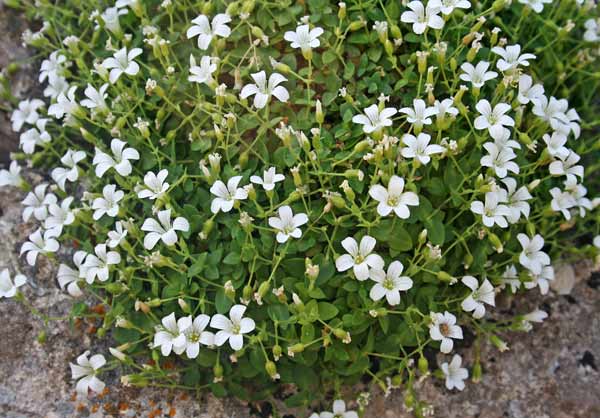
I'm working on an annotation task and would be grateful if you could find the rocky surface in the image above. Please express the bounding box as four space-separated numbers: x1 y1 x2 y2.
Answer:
0 4 599 418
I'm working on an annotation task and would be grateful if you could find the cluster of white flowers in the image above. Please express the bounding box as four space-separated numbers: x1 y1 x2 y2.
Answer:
3 0 599 405
154 304 255 355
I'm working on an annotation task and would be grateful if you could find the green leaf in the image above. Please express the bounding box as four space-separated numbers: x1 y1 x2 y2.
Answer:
215 288 233 314
317 302 339 320
223 252 241 265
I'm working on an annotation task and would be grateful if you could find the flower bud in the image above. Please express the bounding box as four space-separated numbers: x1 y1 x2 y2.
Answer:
472 361 482 383
265 361 279 380
488 233 504 253
315 99 324 124
418 355 429 374
437 271 454 283
490 334 509 352
178 298 191 313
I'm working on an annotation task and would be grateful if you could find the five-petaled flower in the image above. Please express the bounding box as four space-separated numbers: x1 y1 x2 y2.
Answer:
92 184 124 220
187 14 231 50
284 24 324 59
460 276 495 319
82 243 121 283
93 138 140 178
401 1 444 35
70 351 106 395
102 47 143 84
517 233 550 275
401 133 445 165
210 176 248 213
441 354 469 391
250 167 285 191
429 311 463 353
141 209 190 250
20 228 60 266
154 312 189 356
0 269 27 298
369 261 413 306
240 71 289 109
335 235 384 281
268 205 308 243
352 104 397 134
210 304 256 351
369 175 419 219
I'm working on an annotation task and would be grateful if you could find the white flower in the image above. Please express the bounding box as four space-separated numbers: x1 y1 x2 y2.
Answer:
368 175 419 219
564 178 592 218
517 0 552 13
188 55 217 85
99 6 127 35
517 233 550 275
399 99 437 130
352 104 397 134
429 0 471 15
70 351 106 395
107 221 128 248
102 47 143 84
459 61 497 88
153 313 189 356
491 44 536 72
19 118 51 154
22 183 57 221
595 236 600 249
11 99 44 132
441 354 468 391
500 265 521 293
556 108 581 139
51 149 86 190
543 132 569 160
502 178 531 223
48 86 81 120
82 243 121 284
142 209 190 250
549 187 576 220
20 228 60 266
470 191 511 228
92 184 124 220
316 400 358 418
240 71 289 109
0 161 24 188
81 83 109 112
433 98 459 120
480 142 519 178
474 100 514 138
283 24 324 53
93 138 140 177
187 14 231 50
369 261 413 306
335 235 384 281
460 276 495 319
584 19 600 42
210 304 256 351
39 51 66 82
548 151 584 183
43 74 69 99
491 129 521 149
44 197 75 235
429 311 463 353
517 74 544 105
0 269 27 298
525 265 554 294
57 251 87 297
268 205 308 243
521 309 548 331
532 95 568 129
401 132 445 165
210 176 248 213
182 314 215 358
137 169 169 200
400 1 444 35
250 167 285 191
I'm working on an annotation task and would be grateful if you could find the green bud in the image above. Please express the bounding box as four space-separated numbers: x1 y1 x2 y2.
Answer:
437 271 454 282
273 344 282 359
390 25 401 39
418 355 429 374
243 284 253 301
37 330 47 344
257 281 270 299
489 334 509 351
488 233 504 253
202 218 214 237
526 222 535 237
289 343 305 354
265 361 278 379
348 20 365 31
315 99 324 124
213 362 223 377
472 362 482 382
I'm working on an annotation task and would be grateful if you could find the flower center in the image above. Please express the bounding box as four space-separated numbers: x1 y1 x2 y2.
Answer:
383 277 395 290
231 322 241 335
354 254 365 264
440 323 450 337
387 195 399 207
